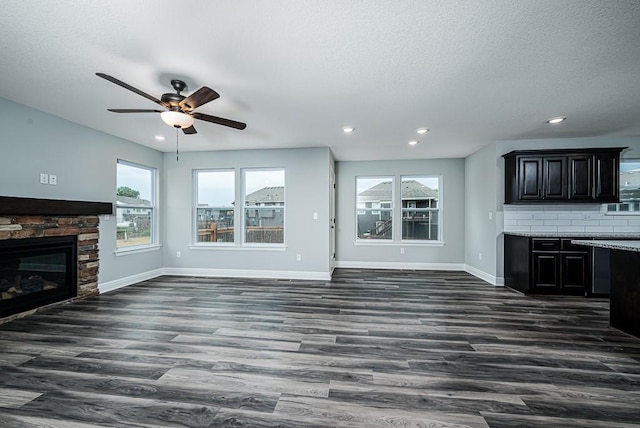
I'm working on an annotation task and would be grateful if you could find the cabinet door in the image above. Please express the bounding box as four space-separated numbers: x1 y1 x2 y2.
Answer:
518 157 543 200
533 252 560 290
594 153 619 201
543 157 567 200
561 252 590 293
568 155 593 200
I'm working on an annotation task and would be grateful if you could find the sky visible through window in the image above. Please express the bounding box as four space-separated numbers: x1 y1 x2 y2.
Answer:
117 162 152 200
196 169 285 207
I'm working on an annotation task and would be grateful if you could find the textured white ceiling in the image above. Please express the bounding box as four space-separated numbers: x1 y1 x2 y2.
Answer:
1 1 639 161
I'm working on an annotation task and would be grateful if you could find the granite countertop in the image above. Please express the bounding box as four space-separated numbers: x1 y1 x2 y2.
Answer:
504 232 640 238
571 240 640 252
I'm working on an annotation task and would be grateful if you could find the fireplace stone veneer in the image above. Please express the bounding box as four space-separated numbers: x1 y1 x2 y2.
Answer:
0 197 112 322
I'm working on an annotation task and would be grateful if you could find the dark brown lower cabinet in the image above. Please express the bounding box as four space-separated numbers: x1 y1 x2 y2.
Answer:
505 234 591 295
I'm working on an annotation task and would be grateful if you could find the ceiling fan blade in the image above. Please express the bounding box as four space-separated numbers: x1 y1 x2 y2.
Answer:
192 112 247 130
107 109 164 113
182 125 197 134
96 73 169 108
179 87 220 111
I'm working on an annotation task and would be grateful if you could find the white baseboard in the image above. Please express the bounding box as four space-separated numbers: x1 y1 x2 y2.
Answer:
162 267 332 281
98 268 164 294
335 261 466 271
464 264 504 286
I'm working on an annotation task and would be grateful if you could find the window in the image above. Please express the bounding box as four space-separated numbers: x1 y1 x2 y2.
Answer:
356 177 393 240
195 170 235 243
607 159 640 214
243 169 285 244
401 176 440 240
116 160 156 249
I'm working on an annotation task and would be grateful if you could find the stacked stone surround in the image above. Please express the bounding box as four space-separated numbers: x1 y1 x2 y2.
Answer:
0 215 100 298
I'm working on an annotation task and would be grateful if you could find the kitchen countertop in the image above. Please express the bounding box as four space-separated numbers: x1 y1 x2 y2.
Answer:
571 240 640 252
504 232 640 238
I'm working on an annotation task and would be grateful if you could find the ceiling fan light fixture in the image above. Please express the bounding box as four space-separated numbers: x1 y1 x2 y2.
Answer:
160 111 194 128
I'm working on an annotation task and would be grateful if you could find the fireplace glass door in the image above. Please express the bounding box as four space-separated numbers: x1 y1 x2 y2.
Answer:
0 236 77 318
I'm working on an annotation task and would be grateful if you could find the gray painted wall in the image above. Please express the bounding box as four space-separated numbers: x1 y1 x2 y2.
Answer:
0 98 164 284
162 147 332 276
464 143 499 279
335 158 465 266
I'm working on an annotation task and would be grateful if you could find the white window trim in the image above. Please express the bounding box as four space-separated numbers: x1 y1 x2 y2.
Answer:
355 176 394 242
400 175 442 242
193 169 236 245
242 167 286 246
115 159 158 253
605 158 640 216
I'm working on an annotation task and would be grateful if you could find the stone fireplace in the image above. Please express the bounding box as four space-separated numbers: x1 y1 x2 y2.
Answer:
0 196 112 322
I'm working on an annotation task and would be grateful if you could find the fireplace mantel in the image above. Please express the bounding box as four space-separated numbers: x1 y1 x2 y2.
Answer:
0 196 112 216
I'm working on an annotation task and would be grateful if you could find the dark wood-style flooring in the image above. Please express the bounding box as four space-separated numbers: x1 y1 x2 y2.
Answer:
1 269 640 427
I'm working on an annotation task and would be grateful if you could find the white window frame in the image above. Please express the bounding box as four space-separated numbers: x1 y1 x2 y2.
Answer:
115 159 158 253
606 158 640 216
242 168 286 246
400 175 442 242
355 176 394 241
193 169 236 245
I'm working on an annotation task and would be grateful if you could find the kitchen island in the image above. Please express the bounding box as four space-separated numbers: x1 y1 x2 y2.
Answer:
572 240 640 338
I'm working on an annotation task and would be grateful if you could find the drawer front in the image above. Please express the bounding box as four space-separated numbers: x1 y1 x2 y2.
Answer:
532 238 560 251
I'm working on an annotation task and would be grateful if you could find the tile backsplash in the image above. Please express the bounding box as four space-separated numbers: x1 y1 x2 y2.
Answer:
503 205 640 234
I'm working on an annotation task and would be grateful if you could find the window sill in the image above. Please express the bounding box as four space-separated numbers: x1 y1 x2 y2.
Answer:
189 244 287 251
115 244 162 256
354 240 445 247
604 211 640 216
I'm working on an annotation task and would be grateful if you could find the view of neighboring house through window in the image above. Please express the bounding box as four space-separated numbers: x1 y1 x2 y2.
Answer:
244 169 285 244
356 177 394 240
401 176 440 240
195 170 235 243
116 160 156 249
607 159 640 214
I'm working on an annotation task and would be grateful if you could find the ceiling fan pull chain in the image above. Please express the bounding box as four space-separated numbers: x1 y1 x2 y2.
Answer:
176 127 179 161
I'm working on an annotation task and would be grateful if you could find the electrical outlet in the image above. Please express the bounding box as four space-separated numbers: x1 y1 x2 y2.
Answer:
478 252 483 260
49 174 57 185
39 173 48 184
488 211 492 220
296 254 301 261
313 212 318 220
176 251 181 258
400 247 405 254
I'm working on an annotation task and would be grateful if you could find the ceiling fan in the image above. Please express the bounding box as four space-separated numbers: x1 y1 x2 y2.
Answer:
96 72 247 134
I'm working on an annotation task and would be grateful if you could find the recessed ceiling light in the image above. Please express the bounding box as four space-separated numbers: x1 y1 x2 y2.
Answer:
416 128 429 134
408 140 419 146
546 116 567 124
342 126 355 134
154 135 166 141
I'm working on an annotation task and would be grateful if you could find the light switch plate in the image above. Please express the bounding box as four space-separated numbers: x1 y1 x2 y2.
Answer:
49 174 57 185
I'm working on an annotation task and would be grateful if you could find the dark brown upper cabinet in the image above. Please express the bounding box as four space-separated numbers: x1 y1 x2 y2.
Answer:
503 147 625 204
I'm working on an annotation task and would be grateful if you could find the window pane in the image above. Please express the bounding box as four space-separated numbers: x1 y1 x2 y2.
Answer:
402 210 438 240
244 170 285 244
401 176 439 208
356 177 393 240
357 210 392 239
117 162 152 201
116 161 155 249
196 170 235 243
620 160 640 203
116 207 152 247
